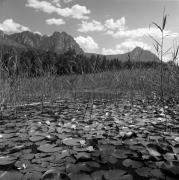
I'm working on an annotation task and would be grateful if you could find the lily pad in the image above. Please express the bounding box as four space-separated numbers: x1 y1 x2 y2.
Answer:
62 138 81 146
0 156 16 165
75 152 91 161
136 167 153 178
122 159 143 168
104 169 127 180
91 170 108 180
23 171 42 180
146 144 163 157
42 169 59 180
37 144 62 153
69 173 92 180
29 136 45 142
0 171 23 180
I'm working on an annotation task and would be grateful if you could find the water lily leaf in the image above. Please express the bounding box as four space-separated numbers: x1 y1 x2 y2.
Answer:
175 137 179 143
69 173 92 180
75 152 91 161
66 163 91 174
174 144 179 154
21 153 34 160
150 169 165 179
146 144 162 157
0 156 16 165
91 170 107 180
37 144 62 153
122 159 143 168
136 167 153 178
104 169 127 180
162 165 179 177
0 171 23 180
23 171 42 180
119 174 133 180
86 161 100 168
29 136 45 142
62 138 81 146
107 156 118 164
42 169 59 180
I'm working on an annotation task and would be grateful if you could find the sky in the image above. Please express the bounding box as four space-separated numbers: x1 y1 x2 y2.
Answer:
0 0 179 60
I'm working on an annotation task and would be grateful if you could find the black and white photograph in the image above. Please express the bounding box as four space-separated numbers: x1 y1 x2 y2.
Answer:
0 0 179 179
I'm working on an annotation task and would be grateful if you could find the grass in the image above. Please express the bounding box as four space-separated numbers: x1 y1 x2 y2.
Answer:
0 67 178 111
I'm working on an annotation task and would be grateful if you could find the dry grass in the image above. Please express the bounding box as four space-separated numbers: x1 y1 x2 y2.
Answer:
0 67 178 110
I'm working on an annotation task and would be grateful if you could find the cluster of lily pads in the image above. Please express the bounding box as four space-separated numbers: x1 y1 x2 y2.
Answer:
0 97 179 180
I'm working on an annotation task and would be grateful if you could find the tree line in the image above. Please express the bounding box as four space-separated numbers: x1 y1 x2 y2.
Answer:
0 47 162 78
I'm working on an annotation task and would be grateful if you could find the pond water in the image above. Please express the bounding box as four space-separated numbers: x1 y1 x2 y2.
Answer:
0 97 179 180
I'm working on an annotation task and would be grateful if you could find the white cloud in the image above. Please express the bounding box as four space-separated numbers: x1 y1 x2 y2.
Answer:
102 48 124 55
27 0 56 13
78 16 178 40
116 39 151 51
46 18 65 25
26 0 90 19
102 39 151 55
78 20 104 32
75 36 99 53
77 17 126 33
0 19 30 34
69 4 90 19
63 0 73 3
112 27 179 39
51 0 61 7
104 17 126 31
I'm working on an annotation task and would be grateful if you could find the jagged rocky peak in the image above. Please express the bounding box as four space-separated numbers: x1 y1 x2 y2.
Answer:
0 30 84 54
49 31 84 54
9 31 42 48
132 46 144 52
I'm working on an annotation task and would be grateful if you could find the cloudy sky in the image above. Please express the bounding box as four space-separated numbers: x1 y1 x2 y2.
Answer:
0 0 179 58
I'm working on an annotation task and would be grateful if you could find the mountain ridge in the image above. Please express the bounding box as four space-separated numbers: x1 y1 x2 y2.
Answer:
86 47 159 62
0 30 159 62
0 30 84 54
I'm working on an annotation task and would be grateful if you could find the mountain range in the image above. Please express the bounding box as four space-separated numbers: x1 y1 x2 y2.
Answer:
0 30 159 62
0 30 83 54
86 47 159 62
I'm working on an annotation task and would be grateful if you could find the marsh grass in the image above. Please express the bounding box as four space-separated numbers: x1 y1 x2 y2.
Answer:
0 67 178 113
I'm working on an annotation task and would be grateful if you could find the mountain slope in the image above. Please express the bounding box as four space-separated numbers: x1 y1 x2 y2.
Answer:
105 47 159 62
0 30 159 62
86 47 159 62
0 30 84 54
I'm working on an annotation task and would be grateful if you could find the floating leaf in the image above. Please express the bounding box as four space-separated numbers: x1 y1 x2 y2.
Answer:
146 144 163 157
23 171 42 180
122 159 143 168
75 152 91 161
29 136 45 142
69 173 92 180
37 144 62 153
91 170 107 180
162 165 179 177
0 171 23 180
104 169 127 180
150 169 165 179
136 167 153 178
0 156 16 165
62 138 81 146
42 169 59 180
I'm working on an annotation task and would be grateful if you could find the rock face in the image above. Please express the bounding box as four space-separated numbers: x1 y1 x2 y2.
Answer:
104 47 160 62
0 30 84 54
